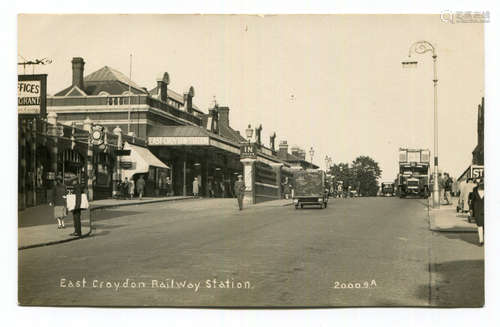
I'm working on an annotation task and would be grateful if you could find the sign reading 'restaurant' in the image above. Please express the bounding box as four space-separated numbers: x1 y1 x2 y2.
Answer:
18 74 47 116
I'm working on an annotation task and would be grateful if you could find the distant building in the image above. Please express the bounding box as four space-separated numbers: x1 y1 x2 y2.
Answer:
472 97 484 165
277 141 319 170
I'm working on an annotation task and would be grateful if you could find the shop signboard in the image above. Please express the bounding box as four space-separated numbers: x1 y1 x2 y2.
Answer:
471 165 484 179
240 143 257 159
18 74 47 117
120 161 133 169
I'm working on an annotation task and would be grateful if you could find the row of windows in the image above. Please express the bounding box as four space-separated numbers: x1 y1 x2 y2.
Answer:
103 95 183 110
107 97 130 106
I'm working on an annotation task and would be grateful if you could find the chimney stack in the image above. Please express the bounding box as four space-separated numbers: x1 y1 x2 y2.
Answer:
291 146 306 160
278 140 289 158
183 86 195 113
71 57 85 90
217 106 230 127
157 72 169 103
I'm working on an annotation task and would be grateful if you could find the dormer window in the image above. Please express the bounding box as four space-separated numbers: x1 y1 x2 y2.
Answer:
98 91 110 96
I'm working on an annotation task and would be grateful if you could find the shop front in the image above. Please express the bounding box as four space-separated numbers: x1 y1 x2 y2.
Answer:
121 142 170 197
147 126 243 197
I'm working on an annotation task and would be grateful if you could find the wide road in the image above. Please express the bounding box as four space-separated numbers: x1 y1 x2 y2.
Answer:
18 196 472 307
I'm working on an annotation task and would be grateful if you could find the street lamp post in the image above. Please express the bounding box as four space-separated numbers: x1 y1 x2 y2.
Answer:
403 40 440 209
324 155 332 172
245 124 253 144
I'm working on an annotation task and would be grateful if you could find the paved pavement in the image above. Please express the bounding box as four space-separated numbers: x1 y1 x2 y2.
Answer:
429 197 477 232
18 196 192 249
18 196 484 307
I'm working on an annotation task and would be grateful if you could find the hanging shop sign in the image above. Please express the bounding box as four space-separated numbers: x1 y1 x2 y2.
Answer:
18 74 47 116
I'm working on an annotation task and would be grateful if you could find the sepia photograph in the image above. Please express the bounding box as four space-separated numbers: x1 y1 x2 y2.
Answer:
16 12 486 309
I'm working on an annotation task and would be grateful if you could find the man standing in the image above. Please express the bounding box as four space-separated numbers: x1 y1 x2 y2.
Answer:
445 173 453 205
136 175 146 200
70 179 86 237
234 174 245 210
122 177 129 199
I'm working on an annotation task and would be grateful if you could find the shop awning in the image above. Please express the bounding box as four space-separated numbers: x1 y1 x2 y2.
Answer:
121 142 169 180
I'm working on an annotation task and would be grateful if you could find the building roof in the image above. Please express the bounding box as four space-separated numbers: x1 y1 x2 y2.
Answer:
278 151 319 169
218 124 246 144
55 66 148 96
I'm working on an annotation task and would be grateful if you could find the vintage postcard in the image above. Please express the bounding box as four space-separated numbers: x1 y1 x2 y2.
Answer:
17 14 485 307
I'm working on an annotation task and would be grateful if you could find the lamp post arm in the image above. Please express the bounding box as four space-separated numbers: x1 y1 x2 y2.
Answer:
408 40 436 58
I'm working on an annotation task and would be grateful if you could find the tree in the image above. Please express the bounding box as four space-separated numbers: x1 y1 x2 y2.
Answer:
351 156 382 196
328 156 382 196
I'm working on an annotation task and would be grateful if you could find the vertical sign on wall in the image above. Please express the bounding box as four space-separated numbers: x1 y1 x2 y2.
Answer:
18 74 47 117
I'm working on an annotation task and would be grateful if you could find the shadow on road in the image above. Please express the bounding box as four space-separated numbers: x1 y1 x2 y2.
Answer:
416 259 484 307
91 223 128 230
89 230 111 237
92 209 144 221
442 233 481 247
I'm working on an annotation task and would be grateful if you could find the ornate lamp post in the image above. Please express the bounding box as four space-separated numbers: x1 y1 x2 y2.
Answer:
402 40 440 209
324 155 332 172
309 147 315 166
245 124 253 144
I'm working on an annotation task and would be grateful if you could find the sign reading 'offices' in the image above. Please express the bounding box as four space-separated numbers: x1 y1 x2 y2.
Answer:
18 74 47 116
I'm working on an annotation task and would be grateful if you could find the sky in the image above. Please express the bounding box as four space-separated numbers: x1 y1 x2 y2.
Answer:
18 14 484 181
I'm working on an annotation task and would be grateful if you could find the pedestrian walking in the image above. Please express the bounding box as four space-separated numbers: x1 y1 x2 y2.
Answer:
136 175 146 200
69 180 87 237
207 180 213 198
166 177 172 196
443 173 452 205
193 177 199 197
49 176 67 229
438 173 445 204
469 180 484 245
129 178 135 199
451 178 459 197
122 177 130 199
458 179 467 212
220 181 225 198
283 177 290 199
461 178 476 213
234 174 245 210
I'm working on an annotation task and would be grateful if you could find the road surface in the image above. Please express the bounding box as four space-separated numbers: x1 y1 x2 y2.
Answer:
19 197 483 307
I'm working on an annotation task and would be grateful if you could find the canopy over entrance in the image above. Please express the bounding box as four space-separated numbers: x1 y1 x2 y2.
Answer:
121 142 169 180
